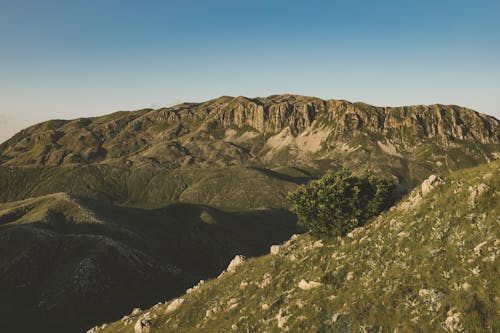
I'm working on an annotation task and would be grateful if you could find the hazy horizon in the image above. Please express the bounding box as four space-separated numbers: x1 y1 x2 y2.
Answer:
1 0 499 143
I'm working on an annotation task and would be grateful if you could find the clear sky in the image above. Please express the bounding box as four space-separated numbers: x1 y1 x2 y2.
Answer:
1 0 499 143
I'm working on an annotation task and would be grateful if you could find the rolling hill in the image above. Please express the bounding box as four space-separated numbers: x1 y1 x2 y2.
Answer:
0 194 298 332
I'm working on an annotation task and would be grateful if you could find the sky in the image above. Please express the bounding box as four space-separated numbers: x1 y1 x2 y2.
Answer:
1 0 499 143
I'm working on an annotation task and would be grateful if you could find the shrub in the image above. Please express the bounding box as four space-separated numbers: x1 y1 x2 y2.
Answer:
287 168 394 238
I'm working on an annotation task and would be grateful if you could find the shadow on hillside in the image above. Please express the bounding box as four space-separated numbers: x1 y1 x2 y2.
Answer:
0 200 301 333
249 166 312 184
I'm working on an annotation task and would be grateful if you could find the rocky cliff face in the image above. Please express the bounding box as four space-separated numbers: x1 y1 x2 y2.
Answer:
1 95 498 168
0 95 498 193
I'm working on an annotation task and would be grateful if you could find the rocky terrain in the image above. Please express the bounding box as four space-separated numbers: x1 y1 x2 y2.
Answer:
0 95 498 332
96 161 499 333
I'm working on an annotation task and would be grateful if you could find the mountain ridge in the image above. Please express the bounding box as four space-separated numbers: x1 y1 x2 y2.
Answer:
0 95 498 210
1 95 498 168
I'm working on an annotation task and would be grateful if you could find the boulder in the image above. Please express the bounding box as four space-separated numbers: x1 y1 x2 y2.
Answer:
165 298 185 313
270 245 280 255
134 319 151 333
421 175 444 195
131 308 142 316
298 279 323 290
397 175 444 211
468 183 490 205
227 255 246 273
443 308 464 332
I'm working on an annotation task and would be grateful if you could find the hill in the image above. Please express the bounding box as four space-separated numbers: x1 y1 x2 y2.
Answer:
95 161 499 332
0 194 299 332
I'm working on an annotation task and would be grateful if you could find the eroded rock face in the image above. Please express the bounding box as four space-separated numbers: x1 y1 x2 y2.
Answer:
1 95 498 168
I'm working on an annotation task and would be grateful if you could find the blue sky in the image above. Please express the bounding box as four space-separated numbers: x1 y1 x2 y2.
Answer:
1 0 499 142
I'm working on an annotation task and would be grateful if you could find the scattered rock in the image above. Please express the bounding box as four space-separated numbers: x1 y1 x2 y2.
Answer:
443 308 464 332
134 319 151 333
131 308 142 316
398 175 444 211
227 255 246 273
227 298 239 311
275 308 290 329
270 245 281 255
331 252 346 260
346 271 354 281
473 241 488 255
227 298 238 306
421 175 444 195
165 298 185 313
312 240 324 248
187 280 205 293
468 183 490 205
347 227 365 239
261 303 269 310
205 306 220 318
298 279 323 290
461 282 472 291
258 273 273 288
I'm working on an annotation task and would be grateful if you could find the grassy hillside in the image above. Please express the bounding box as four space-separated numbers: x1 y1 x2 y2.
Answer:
0 195 299 333
0 165 302 210
97 161 499 332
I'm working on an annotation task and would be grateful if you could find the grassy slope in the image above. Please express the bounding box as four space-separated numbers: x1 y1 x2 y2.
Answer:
99 161 499 333
0 165 302 210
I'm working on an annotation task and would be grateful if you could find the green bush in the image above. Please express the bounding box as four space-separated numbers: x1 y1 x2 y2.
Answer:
287 168 394 238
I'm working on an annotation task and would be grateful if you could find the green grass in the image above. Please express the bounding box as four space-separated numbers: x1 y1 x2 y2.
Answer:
99 161 499 332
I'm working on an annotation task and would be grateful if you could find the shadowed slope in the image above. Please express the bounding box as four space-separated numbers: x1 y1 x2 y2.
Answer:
0 195 299 333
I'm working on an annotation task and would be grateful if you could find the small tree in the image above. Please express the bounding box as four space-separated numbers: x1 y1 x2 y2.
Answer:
287 168 394 238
